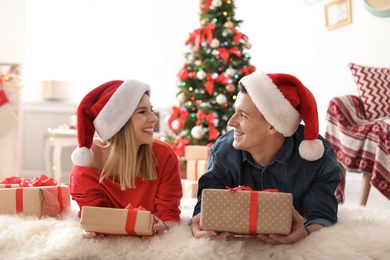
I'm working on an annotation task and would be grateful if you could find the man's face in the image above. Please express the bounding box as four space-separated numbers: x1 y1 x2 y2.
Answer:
227 92 271 154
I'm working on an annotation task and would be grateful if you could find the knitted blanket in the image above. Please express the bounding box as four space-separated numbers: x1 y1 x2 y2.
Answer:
325 95 390 202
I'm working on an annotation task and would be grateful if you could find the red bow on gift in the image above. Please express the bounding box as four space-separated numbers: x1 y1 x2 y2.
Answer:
0 175 58 187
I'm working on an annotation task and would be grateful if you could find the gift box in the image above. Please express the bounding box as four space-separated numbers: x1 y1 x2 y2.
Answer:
0 186 71 218
80 205 154 236
186 159 207 181
200 187 292 235
181 179 198 198
0 175 70 218
184 145 209 161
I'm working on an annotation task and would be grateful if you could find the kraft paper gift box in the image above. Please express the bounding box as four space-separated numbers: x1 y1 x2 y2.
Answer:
186 159 207 181
80 205 154 236
181 179 198 198
200 188 292 235
184 145 209 161
0 186 71 218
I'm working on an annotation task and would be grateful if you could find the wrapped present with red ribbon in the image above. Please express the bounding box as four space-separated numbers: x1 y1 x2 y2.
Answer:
200 186 292 235
0 175 70 218
186 160 207 181
80 203 154 236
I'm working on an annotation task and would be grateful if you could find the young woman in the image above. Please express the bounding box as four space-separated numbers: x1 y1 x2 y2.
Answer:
69 79 182 238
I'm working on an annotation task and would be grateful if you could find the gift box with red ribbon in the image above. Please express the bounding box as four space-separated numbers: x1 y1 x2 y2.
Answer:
80 204 154 236
200 186 292 235
186 160 207 181
0 175 71 218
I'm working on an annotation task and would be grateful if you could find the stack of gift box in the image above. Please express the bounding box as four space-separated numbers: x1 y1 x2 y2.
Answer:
0 175 71 218
181 145 209 198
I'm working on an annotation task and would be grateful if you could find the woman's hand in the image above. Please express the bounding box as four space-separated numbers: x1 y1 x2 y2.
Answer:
256 207 310 244
151 215 174 237
82 230 105 239
190 213 232 239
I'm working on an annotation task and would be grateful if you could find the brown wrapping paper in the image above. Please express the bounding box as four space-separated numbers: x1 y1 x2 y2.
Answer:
200 189 292 235
80 206 154 236
186 160 207 181
185 145 209 160
0 186 71 218
181 179 198 198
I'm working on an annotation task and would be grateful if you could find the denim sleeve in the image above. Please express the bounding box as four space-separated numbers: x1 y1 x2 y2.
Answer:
303 147 340 227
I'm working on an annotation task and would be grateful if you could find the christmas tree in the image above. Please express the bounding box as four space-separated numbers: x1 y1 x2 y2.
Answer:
164 0 255 157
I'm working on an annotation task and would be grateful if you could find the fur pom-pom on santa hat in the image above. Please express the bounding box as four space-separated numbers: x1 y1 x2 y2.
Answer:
239 70 324 161
71 79 150 166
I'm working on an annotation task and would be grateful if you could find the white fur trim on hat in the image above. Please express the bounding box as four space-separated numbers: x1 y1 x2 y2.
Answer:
71 147 94 166
94 79 150 141
239 71 301 136
298 139 324 161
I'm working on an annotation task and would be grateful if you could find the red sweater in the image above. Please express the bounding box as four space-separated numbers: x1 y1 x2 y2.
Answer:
69 139 182 223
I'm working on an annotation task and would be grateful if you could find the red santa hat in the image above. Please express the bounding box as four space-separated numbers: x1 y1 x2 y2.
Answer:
239 70 324 161
71 79 150 166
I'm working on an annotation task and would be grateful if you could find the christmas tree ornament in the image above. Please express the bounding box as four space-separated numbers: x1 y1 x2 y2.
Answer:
196 70 207 80
210 39 220 48
216 94 227 105
191 125 205 139
224 21 234 29
225 67 236 76
187 54 195 63
212 0 222 7
245 41 252 49
171 119 181 131
177 92 187 103
225 83 236 93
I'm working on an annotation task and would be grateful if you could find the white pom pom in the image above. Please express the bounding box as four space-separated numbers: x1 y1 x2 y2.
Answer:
298 139 324 161
71 147 94 166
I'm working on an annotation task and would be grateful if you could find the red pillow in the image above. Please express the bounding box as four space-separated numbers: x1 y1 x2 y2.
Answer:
349 63 390 120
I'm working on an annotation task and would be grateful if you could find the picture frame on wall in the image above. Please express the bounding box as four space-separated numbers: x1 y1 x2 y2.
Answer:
324 0 352 30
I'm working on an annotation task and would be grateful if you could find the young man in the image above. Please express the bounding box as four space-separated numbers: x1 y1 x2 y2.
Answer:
191 71 340 244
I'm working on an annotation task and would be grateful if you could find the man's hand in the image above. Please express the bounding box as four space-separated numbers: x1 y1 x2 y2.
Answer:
256 207 310 244
190 213 232 239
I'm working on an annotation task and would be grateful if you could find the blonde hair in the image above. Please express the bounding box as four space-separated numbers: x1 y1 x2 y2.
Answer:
98 118 157 190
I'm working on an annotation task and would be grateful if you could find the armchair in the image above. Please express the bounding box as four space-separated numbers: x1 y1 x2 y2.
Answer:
325 95 390 205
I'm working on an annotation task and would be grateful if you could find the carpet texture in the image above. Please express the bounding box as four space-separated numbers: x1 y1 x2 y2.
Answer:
0 205 389 259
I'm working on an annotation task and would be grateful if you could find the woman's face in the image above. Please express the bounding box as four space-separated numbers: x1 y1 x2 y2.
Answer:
130 94 158 147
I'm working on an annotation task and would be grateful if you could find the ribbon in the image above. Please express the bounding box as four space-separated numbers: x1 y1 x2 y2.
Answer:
200 0 212 10
232 29 247 43
186 23 215 52
172 137 190 157
168 106 189 132
177 65 197 80
0 175 58 187
124 203 148 236
196 109 220 141
217 47 242 62
204 73 229 95
239 65 256 76
225 186 279 235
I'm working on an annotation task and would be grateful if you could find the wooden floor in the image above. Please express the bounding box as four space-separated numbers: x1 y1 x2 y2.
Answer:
343 172 389 209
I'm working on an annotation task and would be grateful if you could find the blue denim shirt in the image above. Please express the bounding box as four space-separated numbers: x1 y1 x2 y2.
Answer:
192 125 340 227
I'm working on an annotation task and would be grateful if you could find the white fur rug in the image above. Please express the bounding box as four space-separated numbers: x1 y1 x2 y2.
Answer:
1 202 390 260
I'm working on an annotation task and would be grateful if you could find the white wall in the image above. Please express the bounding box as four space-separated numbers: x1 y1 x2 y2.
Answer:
1 0 390 136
